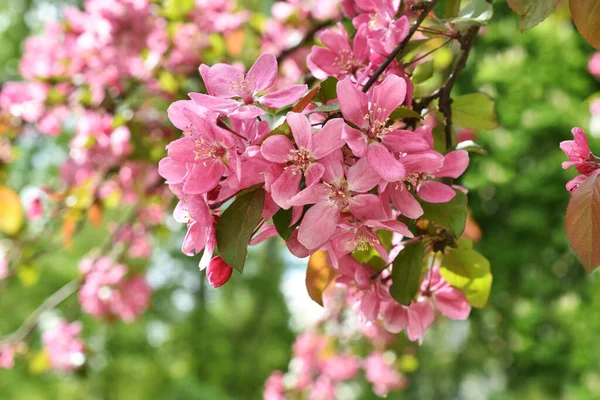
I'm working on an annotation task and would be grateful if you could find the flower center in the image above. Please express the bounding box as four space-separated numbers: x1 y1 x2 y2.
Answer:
193 138 227 165
287 148 312 174
227 76 256 104
333 49 356 75
324 180 351 209
364 103 391 139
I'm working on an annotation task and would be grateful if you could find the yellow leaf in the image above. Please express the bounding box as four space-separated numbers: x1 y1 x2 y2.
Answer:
17 265 39 287
0 187 23 235
29 349 50 374
570 0 600 49
306 251 338 306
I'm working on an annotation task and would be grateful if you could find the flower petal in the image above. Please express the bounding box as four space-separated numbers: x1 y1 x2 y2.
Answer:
418 181 456 203
287 112 313 149
435 150 469 179
305 162 325 187
260 84 308 108
371 75 406 121
189 93 239 114
298 202 340 250
342 124 367 157
289 183 329 206
311 118 345 159
261 135 295 163
271 168 302 209
347 157 381 193
182 162 225 194
337 78 368 128
389 184 423 219
247 53 277 93
367 142 406 182
203 63 245 98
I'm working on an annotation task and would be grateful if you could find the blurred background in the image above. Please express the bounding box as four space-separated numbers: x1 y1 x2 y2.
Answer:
0 0 599 399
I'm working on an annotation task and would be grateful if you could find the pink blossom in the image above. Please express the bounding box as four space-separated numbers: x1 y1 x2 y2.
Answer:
364 352 407 397
261 112 345 209
26 198 44 221
264 371 286 400
307 24 369 80
0 82 48 122
323 354 361 381
191 54 307 118
589 52 600 78
173 195 217 270
561 127 599 175
0 345 15 369
310 375 336 400
78 257 151 322
42 320 85 372
352 0 410 56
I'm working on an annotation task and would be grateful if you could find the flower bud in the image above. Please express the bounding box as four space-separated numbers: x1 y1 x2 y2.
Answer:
206 256 233 288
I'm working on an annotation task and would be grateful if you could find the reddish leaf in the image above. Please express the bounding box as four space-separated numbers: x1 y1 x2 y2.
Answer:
565 174 600 272
306 250 337 306
570 0 600 49
292 87 319 113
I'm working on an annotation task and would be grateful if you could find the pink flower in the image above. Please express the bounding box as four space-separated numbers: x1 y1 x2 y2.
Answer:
264 371 286 400
561 127 599 175
261 112 345 209
173 195 217 270
364 352 407 397
307 24 369 80
289 154 387 250
310 375 336 400
337 76 418 182
190 54 308 119
78 257 151 322
0 345 15 369
323 354 361 381
42 320 85 372
589 52 600 78
26 198 44 221
352 0 410 56
206 256 233 288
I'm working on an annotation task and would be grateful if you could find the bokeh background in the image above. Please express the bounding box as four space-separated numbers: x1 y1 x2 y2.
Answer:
1 0 599 399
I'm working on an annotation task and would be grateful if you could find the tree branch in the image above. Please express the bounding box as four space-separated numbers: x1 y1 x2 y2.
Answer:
362 0 439 93
0 278 81 347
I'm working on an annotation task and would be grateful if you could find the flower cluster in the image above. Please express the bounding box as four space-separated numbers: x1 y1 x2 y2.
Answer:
264 285 414 399
78 257 151 322
41 320 86 373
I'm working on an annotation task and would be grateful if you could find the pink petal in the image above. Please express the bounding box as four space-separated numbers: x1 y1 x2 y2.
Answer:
167 137 197 163
167 100 207 131
347 157 381 192
298 202 340 250
182 162 225 194
247 53 277 93
229 104 266 119
383 304 409 333
289 183 329 206
158 157 187 184
320 150 345 182
320 28 350 53
189 93 238 114
389 184 423 219
305 162 325 187
349 194 386 220
287 112 312 150
367 142 406 182
182 221 208 256
342 124 367 157
360 290 381 323
367 220 413 238
418 181 456 203
371 75 406 121
337 78 368 128
261 135 295 163
307 47 341 77
434 288 471 320
286 229 311 258
401 151 444 173
311 118 345 159
435 150 469 179
271 167 302 209
406 301 435 344
260 85 308 108
203 63 245 98
382 131 431 153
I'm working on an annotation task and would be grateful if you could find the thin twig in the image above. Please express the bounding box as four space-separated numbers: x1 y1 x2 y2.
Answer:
0 278 82 347
361 0 439 93
403 38 452 68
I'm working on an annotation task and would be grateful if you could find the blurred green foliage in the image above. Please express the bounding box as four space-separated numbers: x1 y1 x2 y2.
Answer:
2 0 600 399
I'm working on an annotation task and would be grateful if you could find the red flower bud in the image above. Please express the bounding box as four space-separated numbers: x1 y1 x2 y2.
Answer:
206 256 233 288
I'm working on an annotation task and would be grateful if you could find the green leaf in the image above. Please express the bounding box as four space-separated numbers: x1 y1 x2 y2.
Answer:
508 0 559 31
308 103 341 114
273 208 294 241
319 77 338 104
412 60 434 84
452 93 498 131
398 39 431 59
162 0 195 20
390 241 427 305
420 190 468 236
447 0 494 27
440 238 492 308
216 188 265 272
443 0 462 18
565 174 600 272
389 107 422 121
262 121 292 143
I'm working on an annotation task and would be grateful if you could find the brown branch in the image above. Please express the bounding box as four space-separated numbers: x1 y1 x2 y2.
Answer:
0 278 82 348
276 20 334 65
361 0 439 93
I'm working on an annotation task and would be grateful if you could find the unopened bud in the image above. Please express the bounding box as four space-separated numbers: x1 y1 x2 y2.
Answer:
206 256 233 288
